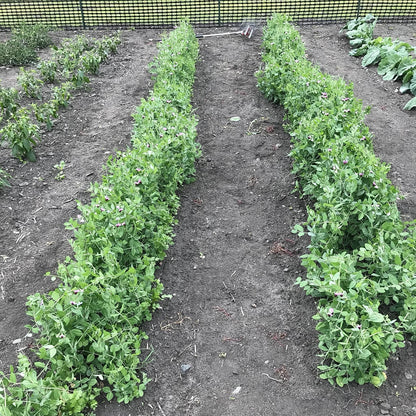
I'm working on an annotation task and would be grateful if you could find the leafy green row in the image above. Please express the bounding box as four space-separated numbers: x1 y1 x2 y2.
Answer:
0 32 121 162
0 23 52 66
0 21 199 415
342 14 416 110
256 13 416 388
0 23 53 183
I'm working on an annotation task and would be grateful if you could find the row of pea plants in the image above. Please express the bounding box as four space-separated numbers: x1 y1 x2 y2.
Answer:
342 14 416 110
256 13 416 388
0 32 121 163
0 21 200 416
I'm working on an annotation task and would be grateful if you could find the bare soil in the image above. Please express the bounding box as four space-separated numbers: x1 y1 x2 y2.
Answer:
0 22 415 416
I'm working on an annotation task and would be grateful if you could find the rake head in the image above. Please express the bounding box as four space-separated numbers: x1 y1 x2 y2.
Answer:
149 23 255 42
240 24 254 38
194 24 255 39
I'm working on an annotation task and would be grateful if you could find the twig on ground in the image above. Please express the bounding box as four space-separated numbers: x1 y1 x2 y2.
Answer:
269 241 294 256
178 343 193 357
262 373 284 383
214 306 232 317
160 312 190 331
223 337 243 343
157 402 167 416
16 232 29 244
222 281 236 302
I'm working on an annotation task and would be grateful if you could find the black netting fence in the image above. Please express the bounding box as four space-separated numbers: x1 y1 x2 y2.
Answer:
0 0 415 30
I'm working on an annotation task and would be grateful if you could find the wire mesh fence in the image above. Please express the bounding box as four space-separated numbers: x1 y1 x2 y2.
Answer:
0 0 415 30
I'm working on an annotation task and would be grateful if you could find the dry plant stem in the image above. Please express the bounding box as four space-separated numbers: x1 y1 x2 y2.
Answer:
262 373 284 383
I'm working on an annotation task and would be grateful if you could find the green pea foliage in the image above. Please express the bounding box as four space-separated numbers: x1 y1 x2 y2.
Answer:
257 13 416 388
0 21 200 415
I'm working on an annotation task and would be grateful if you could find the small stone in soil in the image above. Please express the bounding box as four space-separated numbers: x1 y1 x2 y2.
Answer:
180 364 192 375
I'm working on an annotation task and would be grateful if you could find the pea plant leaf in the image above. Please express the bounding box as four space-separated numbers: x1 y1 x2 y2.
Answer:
363 305 385 323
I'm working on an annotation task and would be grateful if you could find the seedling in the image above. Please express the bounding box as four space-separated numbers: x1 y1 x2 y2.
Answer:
53 160 66 181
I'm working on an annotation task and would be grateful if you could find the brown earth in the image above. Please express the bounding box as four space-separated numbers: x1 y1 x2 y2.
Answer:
0 22 415 416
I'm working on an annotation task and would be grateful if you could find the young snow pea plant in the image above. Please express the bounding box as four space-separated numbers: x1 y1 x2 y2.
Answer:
0 21 199 415
0 22 52 66
17 68 44 100
0 107 40 161
0 85 20 119
257 13 416 387
0 32 120 163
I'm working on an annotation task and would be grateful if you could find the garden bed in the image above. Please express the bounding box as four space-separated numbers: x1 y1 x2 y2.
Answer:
0 22 415 415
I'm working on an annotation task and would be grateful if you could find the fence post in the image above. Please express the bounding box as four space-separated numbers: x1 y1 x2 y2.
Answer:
218 0 221 25
355 0 362 19
79 0 86 29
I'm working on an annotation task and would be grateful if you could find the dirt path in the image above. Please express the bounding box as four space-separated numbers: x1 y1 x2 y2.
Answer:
0 24 416 416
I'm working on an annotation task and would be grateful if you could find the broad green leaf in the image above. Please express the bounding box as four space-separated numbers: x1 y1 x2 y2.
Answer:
350 38 364 47
400 82 410 94
383 69 397 81
362 46 380 67
396 58 416 78
377 53 401 76
349 49 360 57
410 73 416 95
403 96 416 111
403 69 414 84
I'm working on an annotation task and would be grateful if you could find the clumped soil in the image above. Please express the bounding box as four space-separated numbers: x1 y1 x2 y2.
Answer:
0 23 416 416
